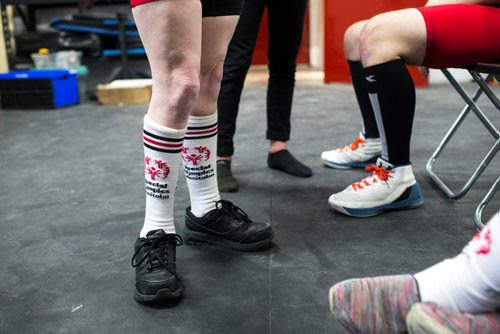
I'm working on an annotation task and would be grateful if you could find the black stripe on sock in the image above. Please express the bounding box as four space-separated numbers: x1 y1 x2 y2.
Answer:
144 143 182 153
143 129 184 142
186 122 218 131
184 132 218 140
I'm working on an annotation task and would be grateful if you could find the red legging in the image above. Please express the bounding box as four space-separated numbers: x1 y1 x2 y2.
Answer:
418 4 500 68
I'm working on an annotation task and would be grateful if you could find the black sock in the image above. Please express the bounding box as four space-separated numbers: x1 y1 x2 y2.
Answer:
348 61 379 138
364 59 415 166
268 150 312 177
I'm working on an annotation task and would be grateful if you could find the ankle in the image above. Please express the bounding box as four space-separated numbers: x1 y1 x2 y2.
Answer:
217 156 232 162
269 140 288 154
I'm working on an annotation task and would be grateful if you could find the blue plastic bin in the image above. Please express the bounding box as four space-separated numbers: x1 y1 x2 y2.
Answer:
0 70 79 109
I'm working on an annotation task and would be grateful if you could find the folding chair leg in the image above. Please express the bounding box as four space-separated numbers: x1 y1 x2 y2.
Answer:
474 176 500 231
426 70 492 199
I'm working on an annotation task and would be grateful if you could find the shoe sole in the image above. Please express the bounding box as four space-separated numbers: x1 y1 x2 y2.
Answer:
329 183 424 218
323 159 377 170
406 304 455 334
182 228 274 252
134 286 184 303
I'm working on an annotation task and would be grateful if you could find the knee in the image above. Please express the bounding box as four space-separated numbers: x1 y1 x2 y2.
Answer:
199 57 225 103
202 57 225 84
343 20 366 61
359 15 396 67
158 52 200 111
167 68 200 115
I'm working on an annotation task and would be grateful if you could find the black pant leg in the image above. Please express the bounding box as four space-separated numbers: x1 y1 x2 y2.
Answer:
217 0 266 157
266 0 308 141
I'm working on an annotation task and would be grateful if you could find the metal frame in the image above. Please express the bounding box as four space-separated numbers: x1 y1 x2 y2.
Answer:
475 176 500 230
0 0 128 70
426 67 500 229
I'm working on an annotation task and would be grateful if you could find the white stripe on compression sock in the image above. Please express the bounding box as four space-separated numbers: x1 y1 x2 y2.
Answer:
368 93 389 162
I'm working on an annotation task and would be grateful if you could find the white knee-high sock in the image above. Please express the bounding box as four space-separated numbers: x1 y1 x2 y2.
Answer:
140 116 185 237
414 212 500 313
182 113 220 217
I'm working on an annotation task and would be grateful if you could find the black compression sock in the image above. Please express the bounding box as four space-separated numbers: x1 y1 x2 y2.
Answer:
268 150 312 178
348 60 379 138
364 59 415 166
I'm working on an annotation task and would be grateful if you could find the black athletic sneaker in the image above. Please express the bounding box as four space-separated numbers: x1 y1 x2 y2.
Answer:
183 200 274 251
131 230 184 302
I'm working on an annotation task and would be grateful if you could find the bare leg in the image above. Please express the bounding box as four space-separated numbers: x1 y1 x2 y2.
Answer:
360 9 427 67
358 8 427 165
321 19 382 168
131 0 203 303
269 140 288 153
192 16 240 116
343 20 367 62
182 15 240 214
327 8 427 216
133 0 202 128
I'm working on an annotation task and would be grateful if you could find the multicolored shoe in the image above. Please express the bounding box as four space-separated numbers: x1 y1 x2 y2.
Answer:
328 158 423 217
406 302 500 334
321 132 381 169
329 275 420 333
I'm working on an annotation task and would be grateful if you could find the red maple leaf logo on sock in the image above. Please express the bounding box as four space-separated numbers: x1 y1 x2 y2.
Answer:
144 156 152 173
473 227 493 255
146 166 161 180
144 157 170 180
155 159 170 179
182 146 211 165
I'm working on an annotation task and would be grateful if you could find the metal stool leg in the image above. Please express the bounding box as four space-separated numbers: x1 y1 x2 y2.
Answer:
474 176 500 231
426 70 496 199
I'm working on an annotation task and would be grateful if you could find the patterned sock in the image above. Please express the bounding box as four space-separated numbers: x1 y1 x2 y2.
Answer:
140 116 185 237
182 113 220 217
406 302 500 334
329 275 420 333
414 212 500 313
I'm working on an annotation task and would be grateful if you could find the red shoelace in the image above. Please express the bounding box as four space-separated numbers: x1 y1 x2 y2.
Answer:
339 137 366 152
351 164 393 191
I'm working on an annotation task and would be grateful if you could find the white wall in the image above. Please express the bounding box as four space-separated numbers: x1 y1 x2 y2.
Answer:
429 69 471 84
309 0 324 69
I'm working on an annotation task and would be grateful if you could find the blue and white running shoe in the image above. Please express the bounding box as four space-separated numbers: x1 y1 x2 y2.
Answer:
328 158 424 217
321 132 381 169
